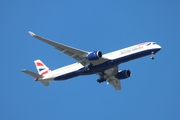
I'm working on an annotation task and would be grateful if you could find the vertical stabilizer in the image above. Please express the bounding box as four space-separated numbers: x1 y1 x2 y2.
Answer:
34 60 51 76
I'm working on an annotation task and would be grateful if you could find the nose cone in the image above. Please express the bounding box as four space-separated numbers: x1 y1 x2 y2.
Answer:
157 44 161 50
155 44 161 53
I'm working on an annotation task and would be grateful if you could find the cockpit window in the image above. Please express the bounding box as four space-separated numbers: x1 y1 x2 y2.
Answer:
147 43 151 46
153 43 157 45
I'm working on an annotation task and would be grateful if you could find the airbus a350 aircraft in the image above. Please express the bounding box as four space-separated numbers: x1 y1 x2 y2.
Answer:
22 31 161 90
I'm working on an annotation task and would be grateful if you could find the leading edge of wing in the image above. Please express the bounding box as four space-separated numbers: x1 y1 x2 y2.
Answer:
28 31 109 66
28 31 89 56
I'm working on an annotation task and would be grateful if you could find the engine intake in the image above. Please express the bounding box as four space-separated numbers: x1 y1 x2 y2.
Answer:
87 51 102 60
116 70 131 80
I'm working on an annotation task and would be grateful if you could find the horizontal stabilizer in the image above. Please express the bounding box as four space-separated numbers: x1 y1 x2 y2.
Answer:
21 69 42 78
41 81 49 86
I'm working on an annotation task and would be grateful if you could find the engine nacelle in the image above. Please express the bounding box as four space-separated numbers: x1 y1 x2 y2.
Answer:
116 70 131 80
87 51 102 60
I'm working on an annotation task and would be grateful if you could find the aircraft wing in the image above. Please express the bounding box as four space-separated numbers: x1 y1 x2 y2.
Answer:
107 76 121 90
98 66 121 90
29 31 108 66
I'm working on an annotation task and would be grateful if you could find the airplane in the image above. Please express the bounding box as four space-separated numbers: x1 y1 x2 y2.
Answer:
21 31 161 90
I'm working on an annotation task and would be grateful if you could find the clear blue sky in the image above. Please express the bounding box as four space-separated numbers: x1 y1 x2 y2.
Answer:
1 0 180 120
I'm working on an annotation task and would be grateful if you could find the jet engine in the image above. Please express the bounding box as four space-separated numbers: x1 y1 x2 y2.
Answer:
116 70 131 79
87 51 102 60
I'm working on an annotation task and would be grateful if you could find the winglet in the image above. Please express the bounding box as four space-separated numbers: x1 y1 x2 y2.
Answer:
28 31 36 36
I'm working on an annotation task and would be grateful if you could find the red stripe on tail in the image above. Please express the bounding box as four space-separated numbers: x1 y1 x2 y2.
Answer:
41 70 49 76
36 62 44 66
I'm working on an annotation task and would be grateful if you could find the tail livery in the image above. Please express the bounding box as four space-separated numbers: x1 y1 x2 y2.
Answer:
34 60 51 76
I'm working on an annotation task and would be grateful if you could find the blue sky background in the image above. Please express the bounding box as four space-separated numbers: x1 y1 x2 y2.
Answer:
1 0 180 120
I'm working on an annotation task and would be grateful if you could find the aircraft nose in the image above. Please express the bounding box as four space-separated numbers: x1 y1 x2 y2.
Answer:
158 44 162 50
